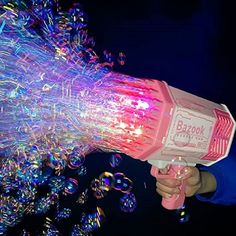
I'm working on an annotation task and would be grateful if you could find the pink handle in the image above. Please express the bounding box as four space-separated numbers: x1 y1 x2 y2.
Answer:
151 165 186 210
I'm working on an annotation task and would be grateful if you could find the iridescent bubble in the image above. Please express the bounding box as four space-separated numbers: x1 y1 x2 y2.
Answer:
48 149 67 173
101 50 114 70
71 224 88 236
64 178 79 195
80 207 105 233
0 222 8 235
93 188 107 199
103 50 113 63
48 176 66 193
55 208 72 221
113 172 125 191
20 229 31 236
119 193 137 213
98 172 114 191
109 153 122 168
90 178 100 191
68 152 85 169
77 165 87 176
42 217 60 236
90 178 107 199
16 185 37 203
0 196 24 227
170 156 189 179
68 3 87 30
120 177 133 193
175 205 190 224
117 52 126 66
34 193 59 215
76 189 88 205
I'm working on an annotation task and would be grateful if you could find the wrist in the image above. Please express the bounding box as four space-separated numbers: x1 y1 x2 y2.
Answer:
196 171 217 195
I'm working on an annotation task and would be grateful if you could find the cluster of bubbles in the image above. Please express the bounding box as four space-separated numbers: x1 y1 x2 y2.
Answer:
1 152 136 235
0 0 132 235
0 0 191 235
90 154 137 213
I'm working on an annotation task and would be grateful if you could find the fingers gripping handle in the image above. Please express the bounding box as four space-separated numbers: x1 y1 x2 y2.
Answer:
151 165 186 210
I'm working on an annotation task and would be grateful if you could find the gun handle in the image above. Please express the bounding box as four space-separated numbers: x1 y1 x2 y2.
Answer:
151 165 186 210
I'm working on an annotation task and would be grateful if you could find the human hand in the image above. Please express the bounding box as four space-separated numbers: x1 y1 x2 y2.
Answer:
155 166 202 198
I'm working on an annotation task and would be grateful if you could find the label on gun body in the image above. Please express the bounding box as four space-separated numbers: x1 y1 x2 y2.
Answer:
165 108 214 153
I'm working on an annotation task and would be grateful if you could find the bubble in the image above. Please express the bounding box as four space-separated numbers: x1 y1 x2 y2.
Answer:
20 229 31 236
68 3 87 30
0 223 8 235
42 217 60 236
16 186 37 203
109 153 122 168
68 152 85 169
117 52 126 66
55 208 72 221
48 176 66 193
0 196 24 227
170 156 189 179
76 189 88 205
80 207 105 233
64 178 79 195
119 193 137 213
93 188 107 199
113 172 125 191
34 193 59 215
77 165 87 176
175 205 190 224
71 224 88 236
98 172 114 191
90 178 107 199
90 178 100 191
120 177 133 193
47 152 66 171
103 50 113 64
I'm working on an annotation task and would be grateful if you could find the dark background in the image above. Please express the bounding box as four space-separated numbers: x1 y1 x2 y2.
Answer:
8 0 236 235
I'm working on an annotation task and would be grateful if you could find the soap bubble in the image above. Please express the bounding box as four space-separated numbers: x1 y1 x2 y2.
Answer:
119 193 137 213
64 178 79 195
109 153 122 168
98 171 114 191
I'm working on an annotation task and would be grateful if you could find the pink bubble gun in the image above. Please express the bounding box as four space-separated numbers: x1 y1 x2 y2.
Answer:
106 75 235 210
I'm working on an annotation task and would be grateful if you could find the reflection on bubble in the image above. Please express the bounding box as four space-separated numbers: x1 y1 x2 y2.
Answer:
42 217 60 236
80 207 105 233
0 196 24 227
48 176 66 193
109 153 122 168
120 193 137 213
90 178 107 199
76 189 88 205
64 178 79 195
90 178 100 191
98 172 114 191
16 186 37 204
0 223 8 235
113 172 126 191
55 208 72 221
117 52 126 66
71 224 88 236
34 193 58 215
120 177 133 193
77 165 87 176
175 205 190 224
20 229 31 236
68 152 85 169
170 156 189 179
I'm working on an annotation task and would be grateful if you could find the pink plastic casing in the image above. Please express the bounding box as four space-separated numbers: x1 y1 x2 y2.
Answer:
123 79 235 210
